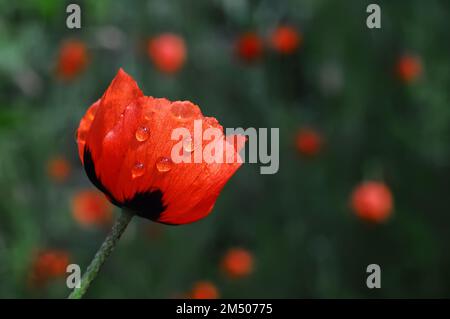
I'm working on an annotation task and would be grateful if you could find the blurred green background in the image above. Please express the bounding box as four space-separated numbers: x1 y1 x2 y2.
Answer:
1 0 450 298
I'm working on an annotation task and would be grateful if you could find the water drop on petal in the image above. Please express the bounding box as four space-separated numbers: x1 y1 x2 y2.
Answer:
135 126 150 142
156 157 173 172
171 101 195 120
132 162 145 178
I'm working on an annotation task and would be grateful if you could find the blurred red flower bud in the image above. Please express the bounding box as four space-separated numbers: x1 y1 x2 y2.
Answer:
221 248 254 279
270 25 302 54
235 32 263 62
72 190 113 227
29 250 70 287
190 281 219 299
351 181 393 223
147 33 186 74
76 69 245 225
396 54 422 83
56 39 88 80
295 128 322 157
47 155 71 182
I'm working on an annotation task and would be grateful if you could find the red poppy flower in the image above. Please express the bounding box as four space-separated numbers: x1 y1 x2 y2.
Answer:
29 250 70 287
221 248 254 279
396 54 422 83
295 128 322 156
76 69 244 225
351 181 393 223
71 190 113 227
190 281 219 299
147 33 186 74
270 25 302 54
235 32 263 62
47 155 71 182
56 39 88 80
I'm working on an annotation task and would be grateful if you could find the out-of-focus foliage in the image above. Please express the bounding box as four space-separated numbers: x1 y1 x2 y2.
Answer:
0 0 449 298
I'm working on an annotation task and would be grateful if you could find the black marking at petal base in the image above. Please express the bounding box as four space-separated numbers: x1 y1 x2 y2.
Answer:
83 147 121 207
122 190 166 222
83 146 166 221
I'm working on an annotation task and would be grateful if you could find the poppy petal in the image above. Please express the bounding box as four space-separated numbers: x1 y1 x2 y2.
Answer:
77 69 245 224
77 99 100 161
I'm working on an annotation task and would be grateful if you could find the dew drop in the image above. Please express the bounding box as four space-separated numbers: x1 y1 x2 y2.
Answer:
156 157 173 172
131 162 145 178
171 101 195 120
135 126 150 142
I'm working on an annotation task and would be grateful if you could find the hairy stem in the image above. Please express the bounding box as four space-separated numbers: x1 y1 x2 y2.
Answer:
68 209 133 299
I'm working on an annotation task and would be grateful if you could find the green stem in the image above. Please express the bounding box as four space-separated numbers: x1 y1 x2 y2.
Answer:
68 209 134 299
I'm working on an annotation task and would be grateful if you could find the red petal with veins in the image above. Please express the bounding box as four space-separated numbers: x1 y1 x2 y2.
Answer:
76 69 244 224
